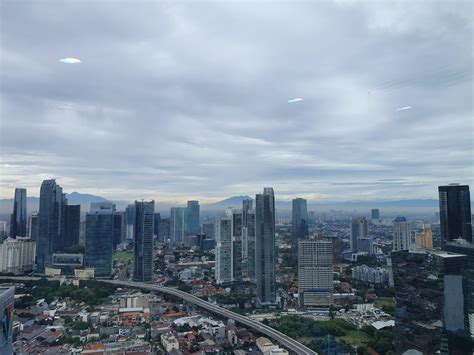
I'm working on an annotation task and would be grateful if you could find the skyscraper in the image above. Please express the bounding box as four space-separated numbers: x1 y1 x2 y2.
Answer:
37 179 66 272
185 200 200 235
371 208 380 220
231 209 243 281
298 239 333 307
439 184 472 246
255 187 276 306
244 208 256 280
392 216 411 251
350 217 368 252
85 203 114 277
215 216 232 284
28 212 39 242
64 205 80 249
113 211 126 249
154 212 161 238
170 207 186 246
10 188 27 238
292 198 308 240
133 200 154 282
415 226 433 250
202 223 215 240
392 249 471 354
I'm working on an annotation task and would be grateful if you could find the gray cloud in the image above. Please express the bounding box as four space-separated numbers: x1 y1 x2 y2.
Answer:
1 1 472 203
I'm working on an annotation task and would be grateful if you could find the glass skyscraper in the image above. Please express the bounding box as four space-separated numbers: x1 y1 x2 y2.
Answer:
185 200 200 235
291 198 308 240
439 184 472 246
170 207 186 246
64 205 80 249
10 188 27 238
85 203 114 277
255 187 276 306
37 179 66 272
113 211 126 249
133 200 154 282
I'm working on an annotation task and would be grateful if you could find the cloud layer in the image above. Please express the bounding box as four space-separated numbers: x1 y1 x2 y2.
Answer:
1 1 472 203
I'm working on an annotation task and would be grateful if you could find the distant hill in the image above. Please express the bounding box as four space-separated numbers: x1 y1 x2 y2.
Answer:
203 195 253 210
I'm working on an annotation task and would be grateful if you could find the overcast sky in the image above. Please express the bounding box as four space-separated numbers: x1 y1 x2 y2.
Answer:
1 1 472 203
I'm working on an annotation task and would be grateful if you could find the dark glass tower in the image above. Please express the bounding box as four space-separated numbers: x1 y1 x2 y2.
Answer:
255 187 276 306
154 212 161 238
37 180 66 272
64 205 80 249
85 203 114 277
185 200 200 235
291 198 308 240
392 249 471 354
113 211 126 249
133 200 154 282
371 209 380 220
10 188 27 238
439 184 472 246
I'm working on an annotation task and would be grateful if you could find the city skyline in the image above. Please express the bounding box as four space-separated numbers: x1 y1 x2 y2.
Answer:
1 1 472 201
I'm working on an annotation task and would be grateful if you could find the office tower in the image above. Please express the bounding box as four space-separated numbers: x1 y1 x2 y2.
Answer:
170 207 186 245
64 205 80 249
371 209 380 220
415 226 433 250
85 203 114 277
0 237 36 274
231 209 243 281
185 200 200 235
439 184 472 245
125 204 135 239
255 188 276 306
202 223 215 240
79 220 86 246
298 239 333 307
10 188 27 238
215 216 232 284
159 218 170 241
37 179 67 272
445 239 474 341
292 198 308 240
242 198 253 226
113 212 126 249
357 237 373 255
133 200 155 282
0 286 14 354
308 211 316 224
350 217 368 252
154 213 161 238
392 217 411 251
244 209 256 280
28 212 39 241
392 249 471 354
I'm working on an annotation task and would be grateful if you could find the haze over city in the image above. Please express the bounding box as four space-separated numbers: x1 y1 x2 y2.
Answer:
1 1 472 202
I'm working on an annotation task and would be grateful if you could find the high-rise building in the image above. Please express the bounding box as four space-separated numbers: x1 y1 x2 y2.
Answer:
10 188 27 238
154 213 161 238
350 217 368 252
231 209 243 281
292 198 308 240
439 184 472 245
185 200 200 235
133 200 154 282
170 207 186 245
85 203 114 277
242 199 253 227
125 204 135 239
113 211 126 249
159 218 170 241
28 212 39 242
0 286 14 354
0 221 7 241
37 179 67 272
371 209 380 220
202 223 215 240
215 216 232 284
0 237 36 274
415 226 433 250
392 216 411 251
392 249 472 354
244 209 256 280
444 239 474 342
64 205 80 249
298 239 333 307
255 188 276 306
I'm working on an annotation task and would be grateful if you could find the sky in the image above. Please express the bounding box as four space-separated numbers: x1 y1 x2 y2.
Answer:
1 1 473 203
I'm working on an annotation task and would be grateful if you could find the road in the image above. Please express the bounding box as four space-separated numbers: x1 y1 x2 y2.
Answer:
0 277 316 355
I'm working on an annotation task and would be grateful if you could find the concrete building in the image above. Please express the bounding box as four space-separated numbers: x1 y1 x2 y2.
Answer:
298 239 333 307
392 216 411 251
133 200 154 282
0 237 36 274
351 264 389 285
215 216 232 284
255 188 277 306
350 217 368 252
415 226 433 250
0 286 14 354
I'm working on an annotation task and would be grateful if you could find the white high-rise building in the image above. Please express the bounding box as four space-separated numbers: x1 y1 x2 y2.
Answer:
215 216 232 284
0 237 36 275
392 217 411 251
298 239 333 307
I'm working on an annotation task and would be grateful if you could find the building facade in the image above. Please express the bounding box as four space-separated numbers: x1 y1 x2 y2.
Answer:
0 237 36 274
415 226 433 250
371 208 380 220
28 212 39 242
64 204 80 249
292 198 308 240
185 200 200 235
215 216 232 284
439 184 472 246
0 286 14 354
298 240 333 307
10 188 27 238
113 211 126 249
392 216 411 251
350 217 368 252
255 188 276 306
133 200 155 282
170 207 186 246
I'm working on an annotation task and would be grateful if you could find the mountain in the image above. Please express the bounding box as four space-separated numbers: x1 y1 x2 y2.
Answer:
203 195 253 210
